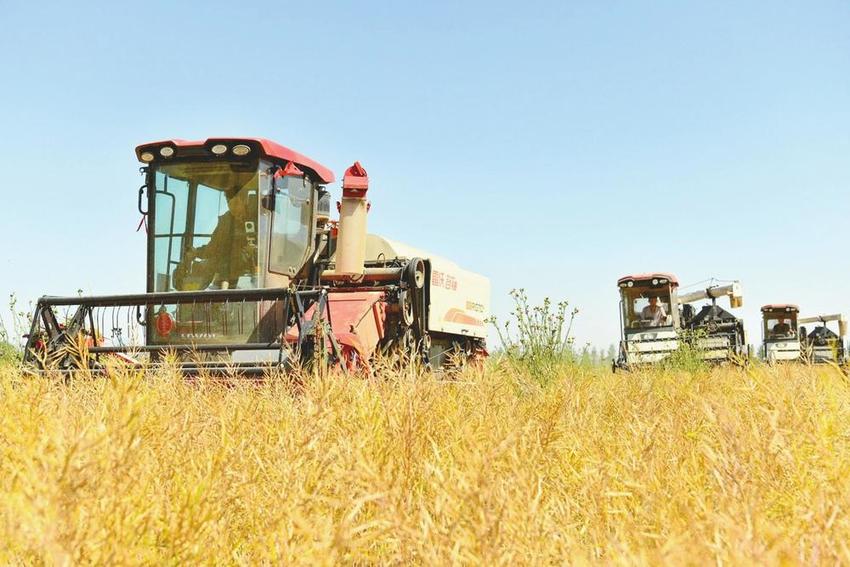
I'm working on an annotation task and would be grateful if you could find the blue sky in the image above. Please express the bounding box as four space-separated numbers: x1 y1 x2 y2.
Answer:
1 1 848 350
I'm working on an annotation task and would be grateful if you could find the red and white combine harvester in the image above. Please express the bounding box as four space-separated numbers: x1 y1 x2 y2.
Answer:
25 138 490 374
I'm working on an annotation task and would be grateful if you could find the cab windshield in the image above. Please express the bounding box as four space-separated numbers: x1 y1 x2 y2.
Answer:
152 161 261 292
147 159 316 346
621 286 674 329
764 313 798 339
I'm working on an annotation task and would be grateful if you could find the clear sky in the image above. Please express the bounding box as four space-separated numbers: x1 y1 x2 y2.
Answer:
1 1 848 350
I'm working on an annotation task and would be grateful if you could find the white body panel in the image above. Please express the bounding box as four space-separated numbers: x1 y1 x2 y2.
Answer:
764 340 801 362
625 350 676 364
622 328 678 364
231 349 282 363
627 329 679 342
628 339 679 353
623 330 740 365
365 235 490 339
810 346 840 363
696 335 737 361
696 336 731 350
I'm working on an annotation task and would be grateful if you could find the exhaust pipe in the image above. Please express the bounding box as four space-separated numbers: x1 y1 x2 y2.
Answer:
336 161 369 276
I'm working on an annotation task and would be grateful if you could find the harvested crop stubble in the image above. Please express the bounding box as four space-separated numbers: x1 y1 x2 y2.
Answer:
1 361 849 564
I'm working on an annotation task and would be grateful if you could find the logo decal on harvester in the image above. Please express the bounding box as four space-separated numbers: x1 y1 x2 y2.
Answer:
444 308 484 327
431 270 458 291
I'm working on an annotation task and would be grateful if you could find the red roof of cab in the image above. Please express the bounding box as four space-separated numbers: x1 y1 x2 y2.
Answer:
617 273 679 287
761 304 799 312
135 137 335 184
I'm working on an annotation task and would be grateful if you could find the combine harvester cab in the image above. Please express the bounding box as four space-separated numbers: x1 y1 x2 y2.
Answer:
799 313 846 364
615 273 680 369
615 274 747 370
760 305 801 363
24 138 489 375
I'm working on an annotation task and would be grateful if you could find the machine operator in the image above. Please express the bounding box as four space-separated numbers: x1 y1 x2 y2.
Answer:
641 296 668 327
173 186 258 290
771 319 792 336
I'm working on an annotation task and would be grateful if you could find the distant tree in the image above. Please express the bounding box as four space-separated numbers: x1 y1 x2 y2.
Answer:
606 344 617 363
578 346 592 366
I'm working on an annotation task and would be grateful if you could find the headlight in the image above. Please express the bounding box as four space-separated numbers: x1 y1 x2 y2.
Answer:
140 151 155 163
159 146 175 158
211 144 228 156
232 144 251 156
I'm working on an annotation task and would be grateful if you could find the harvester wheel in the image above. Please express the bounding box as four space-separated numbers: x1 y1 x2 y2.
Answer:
399 290 415 326
401 327 417 354
411 258 425 289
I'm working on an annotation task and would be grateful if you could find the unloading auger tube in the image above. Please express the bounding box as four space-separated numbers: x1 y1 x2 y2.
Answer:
798 313 847 336
22 137 491 375
677 282 743 308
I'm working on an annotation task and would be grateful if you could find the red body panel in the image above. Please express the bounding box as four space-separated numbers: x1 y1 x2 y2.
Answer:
761 304 799 312
286 291 388 358
135 137 335 184
617 272 679 287
342 161 369 197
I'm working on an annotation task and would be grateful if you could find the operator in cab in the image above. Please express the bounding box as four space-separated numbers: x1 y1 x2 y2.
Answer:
172 186 258 291
641 296 668 327
771 319 792 336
